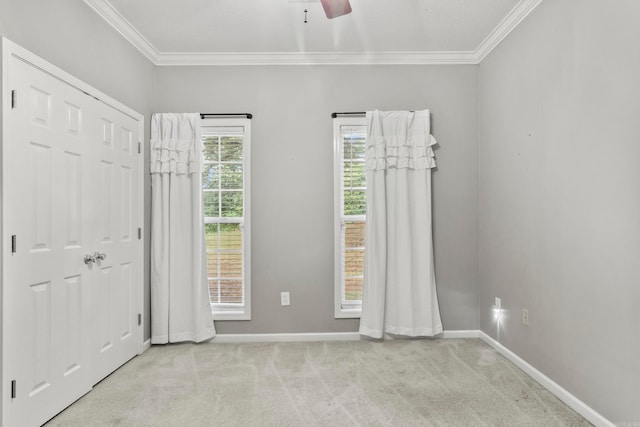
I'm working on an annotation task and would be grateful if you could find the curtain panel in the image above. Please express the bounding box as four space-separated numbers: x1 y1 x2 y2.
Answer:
359 110 443 339
150 113 215 344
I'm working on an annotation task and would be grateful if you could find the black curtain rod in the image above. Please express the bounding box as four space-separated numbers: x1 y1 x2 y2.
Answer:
201 113 253 119
331 110 417 118
331 112 366 118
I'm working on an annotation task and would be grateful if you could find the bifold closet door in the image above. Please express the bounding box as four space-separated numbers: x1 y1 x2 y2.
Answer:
90 99 141 385
4 56 95 427
3 50 142 426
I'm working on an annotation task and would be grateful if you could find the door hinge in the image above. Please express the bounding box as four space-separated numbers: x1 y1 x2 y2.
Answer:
138 313 142 326
138 228 142 240
11 90 16 109
138 142 141 154
11 235 16 253
10 380 16 399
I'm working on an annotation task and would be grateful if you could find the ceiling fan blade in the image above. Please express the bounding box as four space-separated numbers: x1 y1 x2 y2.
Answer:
320 0 352 19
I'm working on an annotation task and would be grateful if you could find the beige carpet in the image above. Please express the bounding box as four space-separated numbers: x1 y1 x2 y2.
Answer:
45 339 590 426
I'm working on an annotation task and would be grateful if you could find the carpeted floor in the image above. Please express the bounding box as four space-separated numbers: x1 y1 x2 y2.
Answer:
45 339 591 426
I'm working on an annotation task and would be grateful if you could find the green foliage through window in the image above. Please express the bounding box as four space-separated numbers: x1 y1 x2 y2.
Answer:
203 132 246 305
340 126 367 304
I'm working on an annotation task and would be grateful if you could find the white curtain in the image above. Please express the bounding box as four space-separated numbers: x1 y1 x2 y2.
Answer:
359 110 443 339
150 113 215 344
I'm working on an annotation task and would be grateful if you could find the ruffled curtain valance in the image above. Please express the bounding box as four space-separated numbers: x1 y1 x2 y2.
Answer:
150 113 202 174
365 110 437 171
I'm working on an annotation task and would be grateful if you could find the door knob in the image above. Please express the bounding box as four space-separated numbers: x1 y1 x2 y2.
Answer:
94 252 107 261
84 253 97 265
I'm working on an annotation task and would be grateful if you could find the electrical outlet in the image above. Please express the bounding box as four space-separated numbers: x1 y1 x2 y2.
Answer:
280 292 290 306
493 297 502 320
522 308 529 326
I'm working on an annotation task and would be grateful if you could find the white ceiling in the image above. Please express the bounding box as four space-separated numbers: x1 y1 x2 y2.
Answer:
84 0 543 65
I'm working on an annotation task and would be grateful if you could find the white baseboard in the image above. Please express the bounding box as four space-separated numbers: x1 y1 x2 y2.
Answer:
479 331 614 427
440 330 481 339
212 330 480 343
212 332 361 343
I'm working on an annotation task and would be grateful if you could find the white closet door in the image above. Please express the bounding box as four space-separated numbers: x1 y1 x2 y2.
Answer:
90 101 141 384
4 56 94 427
2 42 143 427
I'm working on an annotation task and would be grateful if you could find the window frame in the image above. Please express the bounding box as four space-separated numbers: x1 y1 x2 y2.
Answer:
201 117 251 321
333 116 366 318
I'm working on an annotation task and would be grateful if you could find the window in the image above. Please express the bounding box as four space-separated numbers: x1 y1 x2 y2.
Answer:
334 117 366 318
202 118 251 320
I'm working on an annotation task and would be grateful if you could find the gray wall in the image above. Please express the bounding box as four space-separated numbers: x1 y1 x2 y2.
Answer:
156 65 479 334
0 0 156 340
478 0 640 423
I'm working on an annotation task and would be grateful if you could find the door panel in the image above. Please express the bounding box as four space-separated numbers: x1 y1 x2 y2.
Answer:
5 56 94 427
121 262 133 340
91 102 140 384
60 274 84 376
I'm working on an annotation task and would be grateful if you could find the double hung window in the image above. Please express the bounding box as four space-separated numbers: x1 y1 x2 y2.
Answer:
202 118 251 320
333 117 366 318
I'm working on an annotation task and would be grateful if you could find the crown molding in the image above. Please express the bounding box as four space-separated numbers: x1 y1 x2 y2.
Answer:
84 0 160 63
84 0 542 66
474 0 544 62
155 51 478 66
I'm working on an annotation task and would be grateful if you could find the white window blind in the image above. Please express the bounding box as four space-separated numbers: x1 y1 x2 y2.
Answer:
334 118 366 318
202 119 251 320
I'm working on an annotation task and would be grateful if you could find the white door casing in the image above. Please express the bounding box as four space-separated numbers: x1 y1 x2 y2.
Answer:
1 39 144 427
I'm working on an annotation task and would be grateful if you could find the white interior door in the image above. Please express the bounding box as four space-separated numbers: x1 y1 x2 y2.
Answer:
90 101 141 384
3 55 94 427
2 41 143 427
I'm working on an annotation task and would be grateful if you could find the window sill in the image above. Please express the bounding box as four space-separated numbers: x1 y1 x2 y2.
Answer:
335 308 362 319
212 308 251 321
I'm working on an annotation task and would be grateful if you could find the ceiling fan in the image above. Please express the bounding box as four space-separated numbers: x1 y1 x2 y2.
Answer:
290 0 352 20
320 0 352 19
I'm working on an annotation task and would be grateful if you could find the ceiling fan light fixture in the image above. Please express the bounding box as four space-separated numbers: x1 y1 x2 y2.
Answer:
319 0 352 19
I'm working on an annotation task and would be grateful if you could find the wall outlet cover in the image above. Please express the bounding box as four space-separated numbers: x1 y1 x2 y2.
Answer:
281 292 291 306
